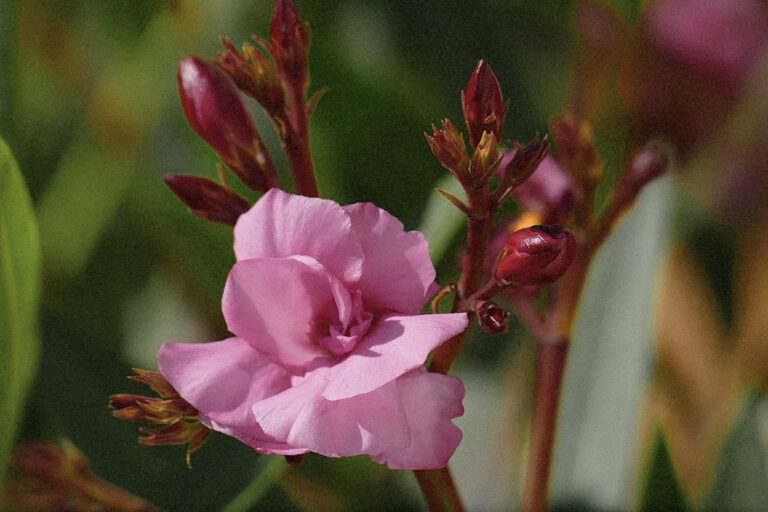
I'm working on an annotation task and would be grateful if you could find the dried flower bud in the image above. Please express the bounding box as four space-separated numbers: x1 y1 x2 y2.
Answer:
270 0 310 87
476 301 510 333
425 119 470 180
549 111 600 184
164 174 250 226
462 60 507 148
217 38 285 119
495 225 577 286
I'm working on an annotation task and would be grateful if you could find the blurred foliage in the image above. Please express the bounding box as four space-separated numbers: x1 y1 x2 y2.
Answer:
2 0 768 510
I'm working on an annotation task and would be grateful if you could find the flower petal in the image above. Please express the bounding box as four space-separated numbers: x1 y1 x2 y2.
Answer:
251 367 464 469
321 313 468 401
234 189 364 284
344 202 437 314
223 257 349 368
157 337 305 454
371 368 464 469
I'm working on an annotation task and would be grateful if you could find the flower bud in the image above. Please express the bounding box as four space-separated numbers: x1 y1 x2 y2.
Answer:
495 225 577 286
425 119 470 180
179 56 258 162
614 145 669 204
462 60 507 148
270 0 310 87
476 301 509 333
164 174 250 226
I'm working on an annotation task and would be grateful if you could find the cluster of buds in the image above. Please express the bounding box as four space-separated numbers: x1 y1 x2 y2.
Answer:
168 0 319 225
109 369 211 467
4 441 160 511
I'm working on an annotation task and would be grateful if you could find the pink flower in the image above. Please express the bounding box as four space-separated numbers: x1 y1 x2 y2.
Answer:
158 189 468 469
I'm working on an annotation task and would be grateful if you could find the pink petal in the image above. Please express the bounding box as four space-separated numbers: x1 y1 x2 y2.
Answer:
234 189 364 284
223 257 351 368
344 202 437 314
157 338 305 455
321 313 468 401
251 367 464 469
371 368 464 469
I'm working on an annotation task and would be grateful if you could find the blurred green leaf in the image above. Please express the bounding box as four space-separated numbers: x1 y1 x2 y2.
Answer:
0 137 41 486
220 457 289 512
418 174 466 267
640 430 689 512
552 176 672 509
706 394 768 511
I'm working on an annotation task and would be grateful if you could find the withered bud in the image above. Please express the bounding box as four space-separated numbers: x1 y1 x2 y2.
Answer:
462 60 508 148
501 136 550 190
495 225 577 286
270 0 310 87
549 112 600 183
164 175 250 226
476 301 510 333
425 119 470 181
216 37 285 119
470 131 501 179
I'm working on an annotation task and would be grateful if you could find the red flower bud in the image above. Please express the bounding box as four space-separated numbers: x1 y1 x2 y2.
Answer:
495 225 576 286
164 175 250 226
178 57 258 162
270 0 310 86
462 60 507 148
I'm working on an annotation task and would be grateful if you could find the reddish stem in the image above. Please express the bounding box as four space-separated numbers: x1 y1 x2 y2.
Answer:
415 467 466 512
284 85 319 197
522 339 568 512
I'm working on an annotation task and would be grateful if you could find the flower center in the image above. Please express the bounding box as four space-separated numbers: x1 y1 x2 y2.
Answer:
317 289 372 356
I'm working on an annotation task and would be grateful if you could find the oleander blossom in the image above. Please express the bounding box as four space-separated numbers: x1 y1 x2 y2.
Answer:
158 189 469 469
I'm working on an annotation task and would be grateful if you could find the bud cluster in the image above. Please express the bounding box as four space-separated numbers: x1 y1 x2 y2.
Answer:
170 0 319 224
109 369 211 467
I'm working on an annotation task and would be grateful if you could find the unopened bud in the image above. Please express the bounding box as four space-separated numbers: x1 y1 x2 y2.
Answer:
462 60 507 148
476 301 510 333
270 0 310 87
425 119 470 180
549 112 600 183
178 57 276 191
500 136 550 189
495 225 576 286
179 57 257 162
164 175 250 226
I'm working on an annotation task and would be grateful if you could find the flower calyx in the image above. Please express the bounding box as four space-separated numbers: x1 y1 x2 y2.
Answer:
426 119 470 182
110 369 211 467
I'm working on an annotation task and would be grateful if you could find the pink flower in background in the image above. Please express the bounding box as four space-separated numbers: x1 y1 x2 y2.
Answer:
158 189 468 469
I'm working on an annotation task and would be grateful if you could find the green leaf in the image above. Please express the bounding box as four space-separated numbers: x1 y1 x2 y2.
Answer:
418 175 466 267
640 430 689 512
0 137 41 486
706 394 768 511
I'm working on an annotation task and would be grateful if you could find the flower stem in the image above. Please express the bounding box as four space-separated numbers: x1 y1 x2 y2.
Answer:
284 85 319 197
414 467 466 512
221 457 288 512
522 338 568 512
